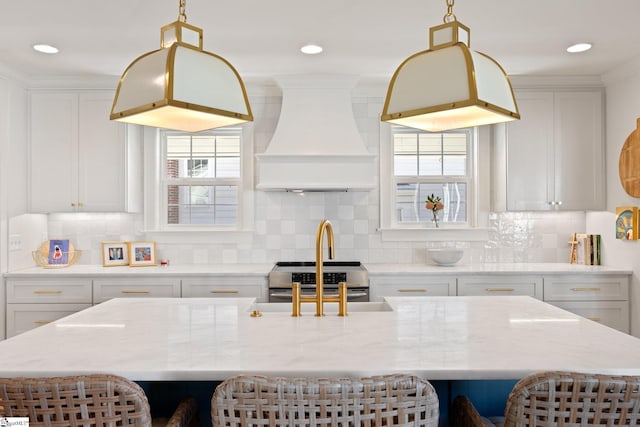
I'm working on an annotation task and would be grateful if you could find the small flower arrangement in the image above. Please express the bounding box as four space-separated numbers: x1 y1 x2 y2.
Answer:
425 194 444 228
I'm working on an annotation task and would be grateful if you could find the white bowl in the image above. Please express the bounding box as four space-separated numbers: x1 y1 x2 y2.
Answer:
429 249 464 266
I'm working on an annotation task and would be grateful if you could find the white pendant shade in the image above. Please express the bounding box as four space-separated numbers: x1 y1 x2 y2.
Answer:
382 19 519 132
111 20 253 132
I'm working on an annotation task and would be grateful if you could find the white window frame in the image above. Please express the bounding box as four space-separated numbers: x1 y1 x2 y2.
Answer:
142 124 254 244
379 123 490 242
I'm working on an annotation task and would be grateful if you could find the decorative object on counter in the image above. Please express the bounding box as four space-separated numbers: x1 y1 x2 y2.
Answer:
110 0 253 132
574 233 601 265
425 194 444 228
381 0 519 132
129 241 157 267
32 240 81 268
568 232 579 264
618 118 640 197
428 248 464 266
102 241 130 267
615 206 639 240
160 259 170 267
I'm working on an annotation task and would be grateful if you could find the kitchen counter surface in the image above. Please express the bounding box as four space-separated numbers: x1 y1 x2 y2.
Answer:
3 263 274 277
365 262 633 275
4 262 632 277
1 296 639 381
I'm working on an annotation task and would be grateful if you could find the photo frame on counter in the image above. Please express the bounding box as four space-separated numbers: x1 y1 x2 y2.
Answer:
102 241 129 267
129 241 157 267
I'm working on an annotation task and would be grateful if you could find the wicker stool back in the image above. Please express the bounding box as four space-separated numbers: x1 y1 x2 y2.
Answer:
451 371 640 427
211 374 439 427
0 374 198 427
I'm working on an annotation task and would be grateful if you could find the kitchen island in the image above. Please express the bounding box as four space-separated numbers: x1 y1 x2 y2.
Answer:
1 295 639 379
1 296 639 425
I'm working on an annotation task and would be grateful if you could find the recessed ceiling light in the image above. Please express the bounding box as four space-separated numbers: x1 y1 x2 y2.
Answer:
300 44 323 55
566 43 592 53
33 44 59 54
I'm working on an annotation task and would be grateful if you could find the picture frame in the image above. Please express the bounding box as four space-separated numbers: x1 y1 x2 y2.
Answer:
48 239 70 266
616 206 639 240
129 241 157 267
102 241 129 267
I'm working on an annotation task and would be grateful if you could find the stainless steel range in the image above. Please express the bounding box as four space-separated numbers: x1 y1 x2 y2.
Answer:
268 261 369 303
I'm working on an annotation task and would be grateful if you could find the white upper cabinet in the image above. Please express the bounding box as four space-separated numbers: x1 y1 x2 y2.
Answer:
494 89 604 211
29 91 140 213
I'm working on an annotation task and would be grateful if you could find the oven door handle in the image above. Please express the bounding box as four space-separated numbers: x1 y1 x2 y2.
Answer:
269 291 369 299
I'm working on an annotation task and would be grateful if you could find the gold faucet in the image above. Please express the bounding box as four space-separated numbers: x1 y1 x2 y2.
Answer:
292 219 348 317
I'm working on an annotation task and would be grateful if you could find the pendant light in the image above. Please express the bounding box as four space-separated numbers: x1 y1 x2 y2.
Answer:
381 0 519 132
111 0 253 132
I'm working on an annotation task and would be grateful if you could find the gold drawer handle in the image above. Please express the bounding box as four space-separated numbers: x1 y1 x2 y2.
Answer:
33 290 62 294
570 287 601 292
120 290 150 294
588 317 602 322
210 290 240 294
398 289 427 293
486 288 515 292
34 320 52 325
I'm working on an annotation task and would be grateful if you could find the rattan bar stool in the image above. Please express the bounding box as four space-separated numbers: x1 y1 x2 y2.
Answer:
451 371 640 427
211 374 439 427
0 374 198 427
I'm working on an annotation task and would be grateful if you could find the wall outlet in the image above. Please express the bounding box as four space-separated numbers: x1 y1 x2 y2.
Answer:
9 234 22 251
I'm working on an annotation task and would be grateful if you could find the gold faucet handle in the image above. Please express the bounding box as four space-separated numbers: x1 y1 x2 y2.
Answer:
291 282 302 317
338 282 348 317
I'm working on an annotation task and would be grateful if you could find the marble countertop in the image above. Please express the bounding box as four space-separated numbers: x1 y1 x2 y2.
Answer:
4 262 632 277
1 296 639 381
364 263 633 275
3 263 275 277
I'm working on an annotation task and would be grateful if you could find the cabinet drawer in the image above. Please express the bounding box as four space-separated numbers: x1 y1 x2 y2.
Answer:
457 276 543 299
549 301 629 333
6 279 92 303
6 303 91 338
369 276 456 302
93 278 180 303
182 277 266 301
543 275 629 301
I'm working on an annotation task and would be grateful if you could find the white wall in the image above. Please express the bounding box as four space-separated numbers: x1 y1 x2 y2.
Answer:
598 57 640 336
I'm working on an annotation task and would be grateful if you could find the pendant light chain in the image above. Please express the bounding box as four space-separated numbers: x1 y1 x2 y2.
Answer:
178 0 187 22
443 0 457 23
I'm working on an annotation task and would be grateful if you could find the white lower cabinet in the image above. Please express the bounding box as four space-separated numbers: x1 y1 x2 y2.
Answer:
5 277 93 338
369 275 456 301
7 303 91 337
543 275 630 333
457 275 543 299
182 277 267 302
93 278 181 303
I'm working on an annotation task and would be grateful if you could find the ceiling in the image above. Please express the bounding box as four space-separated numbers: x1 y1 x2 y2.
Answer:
2 0 640 85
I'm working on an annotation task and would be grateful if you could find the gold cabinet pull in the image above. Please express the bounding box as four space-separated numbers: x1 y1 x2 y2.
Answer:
398 289 427 293
485 288 515 292
34 320 52 325
120 290 150 294
570 287 601 292
209 290 240 294
34 290 62 294
588 317 602 322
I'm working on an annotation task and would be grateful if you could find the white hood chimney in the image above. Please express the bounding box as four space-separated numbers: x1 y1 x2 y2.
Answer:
256 75 377 191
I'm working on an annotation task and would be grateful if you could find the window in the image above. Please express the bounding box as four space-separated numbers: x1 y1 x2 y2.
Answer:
162 128 243 227
393 127 472 226
382 125 475 230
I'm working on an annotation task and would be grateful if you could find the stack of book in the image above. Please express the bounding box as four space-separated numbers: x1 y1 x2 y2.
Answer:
575 233 602 265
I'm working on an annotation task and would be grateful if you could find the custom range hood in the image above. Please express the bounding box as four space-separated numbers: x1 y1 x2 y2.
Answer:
256 75 376 191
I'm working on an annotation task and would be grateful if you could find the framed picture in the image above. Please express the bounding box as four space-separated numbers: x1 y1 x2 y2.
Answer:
48 239 70 266
616 206 639 240
102 241 129 267
129 241 157 267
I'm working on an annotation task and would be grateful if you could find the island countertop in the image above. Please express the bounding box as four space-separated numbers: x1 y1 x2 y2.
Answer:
0 296 639 381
